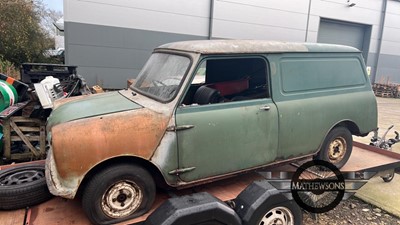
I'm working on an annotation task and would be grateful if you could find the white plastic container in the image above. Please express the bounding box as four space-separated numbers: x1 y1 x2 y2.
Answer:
40 76 61 99
34 76 63 109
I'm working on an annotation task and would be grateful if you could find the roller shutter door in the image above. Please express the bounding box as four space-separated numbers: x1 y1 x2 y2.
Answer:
318 19 366 51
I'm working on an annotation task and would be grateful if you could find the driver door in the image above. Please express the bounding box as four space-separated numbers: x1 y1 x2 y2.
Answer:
175 56 279 182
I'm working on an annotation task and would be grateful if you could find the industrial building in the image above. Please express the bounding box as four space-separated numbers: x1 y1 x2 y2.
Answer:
64 0 400 88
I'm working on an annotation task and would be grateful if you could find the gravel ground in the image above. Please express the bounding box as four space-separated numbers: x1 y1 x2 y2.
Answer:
302 196 400 225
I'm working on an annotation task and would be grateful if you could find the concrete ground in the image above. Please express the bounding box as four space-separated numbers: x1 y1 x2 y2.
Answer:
353 97 400 217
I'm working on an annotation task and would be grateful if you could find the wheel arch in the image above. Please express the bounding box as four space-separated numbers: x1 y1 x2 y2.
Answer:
76 156 169 197
315 120 359 154
334 120 361 136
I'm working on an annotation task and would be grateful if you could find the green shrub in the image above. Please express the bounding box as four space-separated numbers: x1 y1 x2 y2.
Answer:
0 55 20 79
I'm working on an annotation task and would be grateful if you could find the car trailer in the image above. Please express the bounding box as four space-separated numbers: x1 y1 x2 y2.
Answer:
1 141 400 225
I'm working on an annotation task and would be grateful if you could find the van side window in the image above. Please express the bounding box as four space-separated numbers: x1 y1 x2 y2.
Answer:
182 57 269 105
280 57 366 93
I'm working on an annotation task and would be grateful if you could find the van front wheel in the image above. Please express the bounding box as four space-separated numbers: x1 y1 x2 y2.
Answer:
316 127 352 169
82 164 155 225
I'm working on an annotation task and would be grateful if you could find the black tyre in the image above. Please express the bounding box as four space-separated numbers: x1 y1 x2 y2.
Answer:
0 164 53 210
381 171 395 182
315 127 353 169
82 163 156 225
245 200 302 225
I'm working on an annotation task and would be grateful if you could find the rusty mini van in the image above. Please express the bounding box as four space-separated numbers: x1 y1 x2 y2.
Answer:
45 40 377 224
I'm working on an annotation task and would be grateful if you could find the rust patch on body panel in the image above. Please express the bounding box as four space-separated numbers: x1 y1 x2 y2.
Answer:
51 108 169 182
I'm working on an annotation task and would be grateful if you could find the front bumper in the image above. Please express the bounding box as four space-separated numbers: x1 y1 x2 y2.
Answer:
45 147 78 199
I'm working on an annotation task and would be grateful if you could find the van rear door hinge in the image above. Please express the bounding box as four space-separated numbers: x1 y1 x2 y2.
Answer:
166 125 195 132
168 167 196 175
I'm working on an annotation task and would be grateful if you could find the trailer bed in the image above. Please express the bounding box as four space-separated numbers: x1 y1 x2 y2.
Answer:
1 142 400 225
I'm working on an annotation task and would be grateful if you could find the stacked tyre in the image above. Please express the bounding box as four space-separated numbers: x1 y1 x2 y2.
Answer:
0 164 53 210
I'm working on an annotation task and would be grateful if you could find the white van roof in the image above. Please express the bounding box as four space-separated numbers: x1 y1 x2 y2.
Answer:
156 40 360 54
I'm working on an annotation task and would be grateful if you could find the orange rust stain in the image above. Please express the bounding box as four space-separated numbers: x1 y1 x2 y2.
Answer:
44 207 54 212
51 108 169 180
5 77 15 85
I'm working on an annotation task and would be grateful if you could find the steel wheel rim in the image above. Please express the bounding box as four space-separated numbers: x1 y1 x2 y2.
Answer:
0 169 44 186
101 180 143 218
258 206 294 225
328 137 347 163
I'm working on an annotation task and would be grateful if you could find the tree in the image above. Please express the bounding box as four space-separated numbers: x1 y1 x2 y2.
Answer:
0 0 58 66
41 8 63 38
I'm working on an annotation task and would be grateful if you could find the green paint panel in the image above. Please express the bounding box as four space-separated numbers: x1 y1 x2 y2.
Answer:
281 57 366 92
275 91 377 158
270 53 377 158
175 99 278 182
47 91 142 129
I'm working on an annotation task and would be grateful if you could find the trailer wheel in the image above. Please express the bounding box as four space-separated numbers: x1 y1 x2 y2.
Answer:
82 163 155 225
316 127 352 169
249 201 301 225
0 164 53 210
235 180 302 225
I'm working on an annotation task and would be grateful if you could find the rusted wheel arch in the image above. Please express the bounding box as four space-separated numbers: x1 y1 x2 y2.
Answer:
77 156 168 197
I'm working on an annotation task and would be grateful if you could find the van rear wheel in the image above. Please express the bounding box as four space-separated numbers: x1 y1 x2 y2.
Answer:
316 127 352 169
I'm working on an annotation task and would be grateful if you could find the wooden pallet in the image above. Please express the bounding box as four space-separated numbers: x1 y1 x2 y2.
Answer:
2 116 46 161
374 91 393 98
373 82 400 98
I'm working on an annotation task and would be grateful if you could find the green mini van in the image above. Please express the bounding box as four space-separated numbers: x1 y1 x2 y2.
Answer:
45 40 377 224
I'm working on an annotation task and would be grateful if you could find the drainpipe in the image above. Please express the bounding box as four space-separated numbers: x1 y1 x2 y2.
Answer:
208 0 214 40
374 0 388 83
305 0 312 42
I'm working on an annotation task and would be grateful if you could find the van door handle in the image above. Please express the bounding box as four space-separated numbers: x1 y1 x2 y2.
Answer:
259 105 271 111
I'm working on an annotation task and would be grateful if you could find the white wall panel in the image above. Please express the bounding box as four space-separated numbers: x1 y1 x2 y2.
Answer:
214 0 308 30
306 31 319 42
212 20 306 41
212 0 308 41
83 0 210 17
383 27 400 43
216 0 309 14
380 40 400 55
308 15 320 33
319 0 383 11
65 0 210 36
386 0 400 14
385 13 400 29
